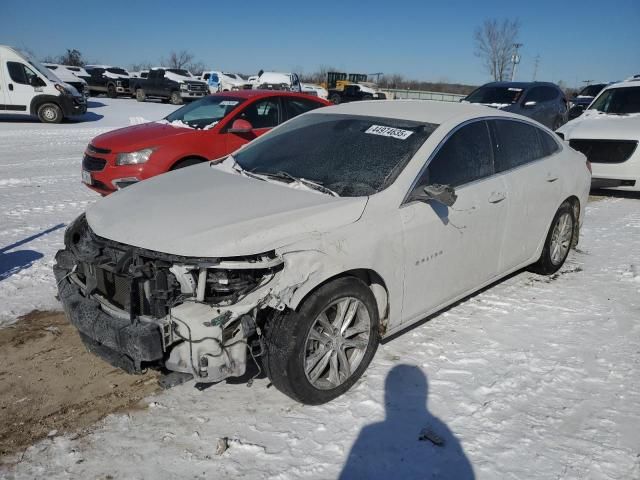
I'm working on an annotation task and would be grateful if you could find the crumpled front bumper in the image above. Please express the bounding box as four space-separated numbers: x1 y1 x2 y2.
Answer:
54 251 164 373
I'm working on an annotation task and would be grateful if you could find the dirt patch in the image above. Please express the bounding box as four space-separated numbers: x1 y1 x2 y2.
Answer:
0 310 160 459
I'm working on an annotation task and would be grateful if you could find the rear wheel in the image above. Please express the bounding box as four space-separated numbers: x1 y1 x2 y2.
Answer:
135 89 146 102
107 84 117 98
169 91 183 105
37 103 63 124
329 93 341 104
262 277 380 405
529 202 575 275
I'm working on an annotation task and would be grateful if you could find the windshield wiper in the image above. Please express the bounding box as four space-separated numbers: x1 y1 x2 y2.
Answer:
251 170 339 197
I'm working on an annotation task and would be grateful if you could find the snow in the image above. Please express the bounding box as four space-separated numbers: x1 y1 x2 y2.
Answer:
0 98 179 325
2 98 640 479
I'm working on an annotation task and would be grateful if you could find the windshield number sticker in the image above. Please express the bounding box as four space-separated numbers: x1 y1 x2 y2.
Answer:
220 100 239 106
365 125 413 140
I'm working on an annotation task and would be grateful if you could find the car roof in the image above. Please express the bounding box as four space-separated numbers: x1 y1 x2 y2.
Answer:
482 81 559 89
211 90 327 101
605 77 640 90
322 99 514 124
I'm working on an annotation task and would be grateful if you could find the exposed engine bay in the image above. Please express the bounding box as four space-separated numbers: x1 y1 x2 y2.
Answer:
54 214 287 383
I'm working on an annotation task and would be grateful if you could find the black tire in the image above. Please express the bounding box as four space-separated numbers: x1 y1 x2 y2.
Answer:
37 103 63 124
107 84 117 98
135 89 146 102
529 201 576 275
169 91 183 105
170 158 202 170
329 94 341 105
262 277 380 405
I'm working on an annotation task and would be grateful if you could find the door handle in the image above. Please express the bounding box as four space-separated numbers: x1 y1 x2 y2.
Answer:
8 83 13 91
488 191 506 203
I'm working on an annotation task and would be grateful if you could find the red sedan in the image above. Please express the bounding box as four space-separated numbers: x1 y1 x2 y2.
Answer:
81 91 331 195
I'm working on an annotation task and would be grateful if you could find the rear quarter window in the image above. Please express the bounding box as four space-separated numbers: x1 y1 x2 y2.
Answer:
491 119 545 172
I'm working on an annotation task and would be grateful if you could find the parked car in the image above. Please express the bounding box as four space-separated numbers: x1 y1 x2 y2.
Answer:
568 83 609 120
329 83 385 104
463 81 568 130
557 78 640 191
301 83 329 99
130 68 208 105
253 71 302 92
57 100 590 404
82 65 132 98
43 63 89 98
81 90 330 194
200 71 251 91
0 45 87 123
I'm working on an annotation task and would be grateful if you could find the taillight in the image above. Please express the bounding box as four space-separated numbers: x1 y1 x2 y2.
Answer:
586 160 592 174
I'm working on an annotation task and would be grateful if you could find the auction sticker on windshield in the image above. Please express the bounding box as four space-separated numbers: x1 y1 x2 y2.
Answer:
365 125 414 140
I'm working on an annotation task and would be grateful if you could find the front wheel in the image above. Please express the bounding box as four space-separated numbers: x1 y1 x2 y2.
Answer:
169 91 183 105
37 103 63 123
529 202 575 275
107 84 117 98
329 94 341 104
262 277 380 405
135 89 146 102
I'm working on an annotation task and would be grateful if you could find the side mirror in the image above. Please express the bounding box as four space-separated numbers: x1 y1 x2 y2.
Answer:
523 100 537 108
228 119 253 133
412 184 457 207
30 76 45 87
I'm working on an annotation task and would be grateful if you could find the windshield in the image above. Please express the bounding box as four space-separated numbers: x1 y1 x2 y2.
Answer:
579 84 606 97
167 69 190 77
17 49 61 82
106 67 128 75
233 113 438 197
589 87 640 114
466 86 524 104
165 95 245 128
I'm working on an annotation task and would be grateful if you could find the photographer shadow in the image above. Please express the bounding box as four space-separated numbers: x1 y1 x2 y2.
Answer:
340 364 474 479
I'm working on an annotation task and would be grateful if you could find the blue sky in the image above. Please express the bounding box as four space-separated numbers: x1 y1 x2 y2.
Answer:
4 0 639 87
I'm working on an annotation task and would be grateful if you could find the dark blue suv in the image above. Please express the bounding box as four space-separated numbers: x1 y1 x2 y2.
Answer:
568 83 609 120
464 81 568 130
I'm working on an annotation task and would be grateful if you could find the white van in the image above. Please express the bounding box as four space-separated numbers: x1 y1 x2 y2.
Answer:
0 45 87 123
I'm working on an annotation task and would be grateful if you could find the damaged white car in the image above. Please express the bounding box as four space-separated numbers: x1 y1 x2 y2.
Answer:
55 101 591 404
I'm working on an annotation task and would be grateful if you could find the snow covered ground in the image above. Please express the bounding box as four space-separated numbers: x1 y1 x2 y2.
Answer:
0 99 179 325
1 99 640 479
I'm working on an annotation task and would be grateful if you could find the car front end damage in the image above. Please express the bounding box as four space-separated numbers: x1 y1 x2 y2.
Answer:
54 214 306 383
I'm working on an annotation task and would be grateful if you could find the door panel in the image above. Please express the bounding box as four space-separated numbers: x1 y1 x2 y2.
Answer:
400 120 508 324
400 176 508 323
490 119 563 270
4 61 38 112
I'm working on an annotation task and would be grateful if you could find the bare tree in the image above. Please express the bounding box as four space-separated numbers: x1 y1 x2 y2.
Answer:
474 19 520 81
58 49 85 66
163 50 194 69
129 61 154 72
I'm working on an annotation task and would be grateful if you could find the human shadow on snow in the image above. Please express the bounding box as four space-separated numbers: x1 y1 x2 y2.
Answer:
0 223 65 281
340 365 475 480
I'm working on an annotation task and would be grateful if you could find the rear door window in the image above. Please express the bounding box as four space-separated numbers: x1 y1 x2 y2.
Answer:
419 121 494 188
491 119 545 172
538 129 561 156
238 98 281 128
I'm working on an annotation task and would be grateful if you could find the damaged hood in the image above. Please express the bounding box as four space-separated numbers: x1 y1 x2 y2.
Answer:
86 163 367 257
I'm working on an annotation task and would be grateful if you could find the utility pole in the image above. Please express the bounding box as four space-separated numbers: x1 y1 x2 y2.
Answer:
511 43 523 81
532 54 540 81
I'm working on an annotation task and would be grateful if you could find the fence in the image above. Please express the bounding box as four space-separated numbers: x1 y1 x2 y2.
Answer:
381 88 466 102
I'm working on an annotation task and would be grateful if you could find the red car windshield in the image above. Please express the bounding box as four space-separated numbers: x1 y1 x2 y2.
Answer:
165 95 246 129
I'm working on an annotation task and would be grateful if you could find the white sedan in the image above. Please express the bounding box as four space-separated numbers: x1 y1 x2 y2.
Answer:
558 77 640 191
55 101 591 404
